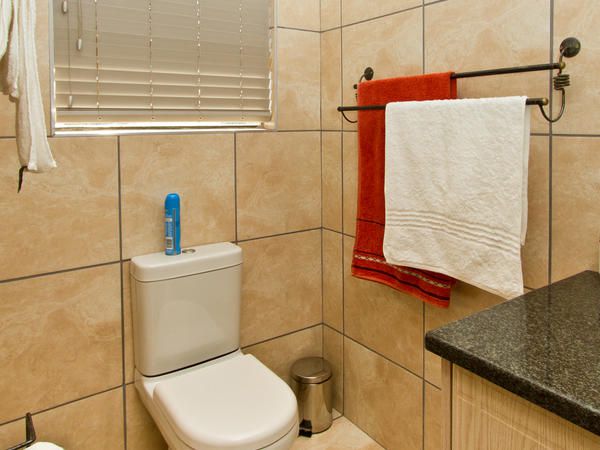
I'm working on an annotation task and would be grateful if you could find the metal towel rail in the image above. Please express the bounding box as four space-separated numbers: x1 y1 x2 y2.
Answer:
338 37 581 124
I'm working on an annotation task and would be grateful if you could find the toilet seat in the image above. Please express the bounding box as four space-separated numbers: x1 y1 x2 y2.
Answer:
138 353 298 450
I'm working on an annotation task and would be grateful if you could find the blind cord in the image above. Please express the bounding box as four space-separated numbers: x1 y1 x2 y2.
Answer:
148 0 154 120
195 0 202 114
238 0 244 119
76 0 83 51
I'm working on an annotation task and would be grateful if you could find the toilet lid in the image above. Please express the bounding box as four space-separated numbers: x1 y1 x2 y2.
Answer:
153 354 298 450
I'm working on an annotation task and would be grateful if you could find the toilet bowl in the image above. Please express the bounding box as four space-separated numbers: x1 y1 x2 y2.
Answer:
130 243 299 450
135 351 298 450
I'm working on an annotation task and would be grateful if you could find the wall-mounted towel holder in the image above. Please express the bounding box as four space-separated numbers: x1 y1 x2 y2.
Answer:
337 37 581 124
6 413 36 450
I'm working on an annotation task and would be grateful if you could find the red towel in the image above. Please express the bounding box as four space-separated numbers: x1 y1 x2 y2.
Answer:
352 72 458 307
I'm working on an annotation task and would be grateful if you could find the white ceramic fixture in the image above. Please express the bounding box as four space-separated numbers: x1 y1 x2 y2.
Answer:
131 243 299 450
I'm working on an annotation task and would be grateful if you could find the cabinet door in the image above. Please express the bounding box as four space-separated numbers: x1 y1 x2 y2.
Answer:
452 367 600 450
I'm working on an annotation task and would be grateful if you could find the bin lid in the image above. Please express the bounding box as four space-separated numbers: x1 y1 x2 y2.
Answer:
291 357 332 384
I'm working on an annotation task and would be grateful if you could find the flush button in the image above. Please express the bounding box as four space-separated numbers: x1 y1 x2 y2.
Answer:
182 248 196 254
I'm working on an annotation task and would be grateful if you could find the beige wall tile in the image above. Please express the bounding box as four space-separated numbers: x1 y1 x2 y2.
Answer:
344 337 422 450
0 96 16 137
424 282 504 387
552 137 600 282
34 389 123 449
321 0 341 31
0 264 122 423
0 389 124 450
342 132 358 236
123 261 135 384
239 230 322 347
425 383 442 450
554 1 600 134
236 132 321 240
0 419 22 449
277 30 320 130
342 8 423 130
292 416 383 449
323 230 343 331
243 325 322 386
321 30 342 131
323 326 344 414
0 0 50 137
278 0 320 31
341 0 420 26
0 137 119 280
522 136 550 289
343 236 424 376
323 132 342 232
120 134 235 259
126 384 168 450
425 0 551 132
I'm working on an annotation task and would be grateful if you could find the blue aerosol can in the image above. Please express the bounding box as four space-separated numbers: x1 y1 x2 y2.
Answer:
164 193 181 255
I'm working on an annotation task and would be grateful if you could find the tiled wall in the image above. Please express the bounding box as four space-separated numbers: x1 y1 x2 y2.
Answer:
320 0 600 449
0 1 322 449
3 1 599 448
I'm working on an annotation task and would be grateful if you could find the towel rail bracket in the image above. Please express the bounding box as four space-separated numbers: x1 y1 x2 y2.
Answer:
6 413 37 450
338 37 581 124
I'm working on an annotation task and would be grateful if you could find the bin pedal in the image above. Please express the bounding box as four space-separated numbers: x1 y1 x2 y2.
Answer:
299 419 313 438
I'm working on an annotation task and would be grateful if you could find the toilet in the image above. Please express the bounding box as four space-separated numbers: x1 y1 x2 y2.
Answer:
130 242 299 450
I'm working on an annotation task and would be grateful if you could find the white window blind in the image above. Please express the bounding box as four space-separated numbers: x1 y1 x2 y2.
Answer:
52 0 274 131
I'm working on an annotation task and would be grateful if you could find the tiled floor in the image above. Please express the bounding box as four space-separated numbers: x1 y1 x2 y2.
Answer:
292 416 383 449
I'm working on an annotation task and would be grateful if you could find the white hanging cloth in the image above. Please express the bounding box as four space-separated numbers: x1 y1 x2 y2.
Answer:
0 0 57 184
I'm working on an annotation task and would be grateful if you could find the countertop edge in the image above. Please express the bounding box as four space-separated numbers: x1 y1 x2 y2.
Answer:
425 331 600 437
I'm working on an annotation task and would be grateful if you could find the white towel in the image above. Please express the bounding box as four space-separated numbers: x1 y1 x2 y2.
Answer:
0 0 56 173
28 443 64 450
383 96 530 299
0 0 12 59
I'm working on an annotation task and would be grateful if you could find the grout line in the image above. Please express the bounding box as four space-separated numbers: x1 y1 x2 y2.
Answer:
0 385 123 428
277 25 321 33
323 226 344 235
320 0 325 356
270 129 324 132
234 133 239 243
236 227 322 243
117 136 128 450
0 260 121 285
241 323 323 349
339 4 423 29
421 6 427 444
323 322 343 335
548 0 554 286
340 0 346 416
319 0 322 33
423 0 450 6
321 25 341 33
551 133 600 138
344 334 425 382
424 379 441 390
421 0 427 449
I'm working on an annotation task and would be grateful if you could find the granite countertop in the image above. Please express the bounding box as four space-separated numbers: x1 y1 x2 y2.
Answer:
425 271 600 436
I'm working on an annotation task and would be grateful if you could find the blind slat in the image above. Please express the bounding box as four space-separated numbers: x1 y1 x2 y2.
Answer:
53 0 273 129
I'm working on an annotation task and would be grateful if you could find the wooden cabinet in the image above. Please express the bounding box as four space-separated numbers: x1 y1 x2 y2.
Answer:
442 363 600 450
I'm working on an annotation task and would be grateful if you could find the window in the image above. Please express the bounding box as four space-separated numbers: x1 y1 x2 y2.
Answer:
51 0 275 133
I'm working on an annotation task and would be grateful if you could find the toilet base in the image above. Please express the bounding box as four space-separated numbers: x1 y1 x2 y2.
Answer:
135 351 299 450
164 423 298 450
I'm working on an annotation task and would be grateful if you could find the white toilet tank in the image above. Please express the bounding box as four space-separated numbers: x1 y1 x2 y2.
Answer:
130 242 243 377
